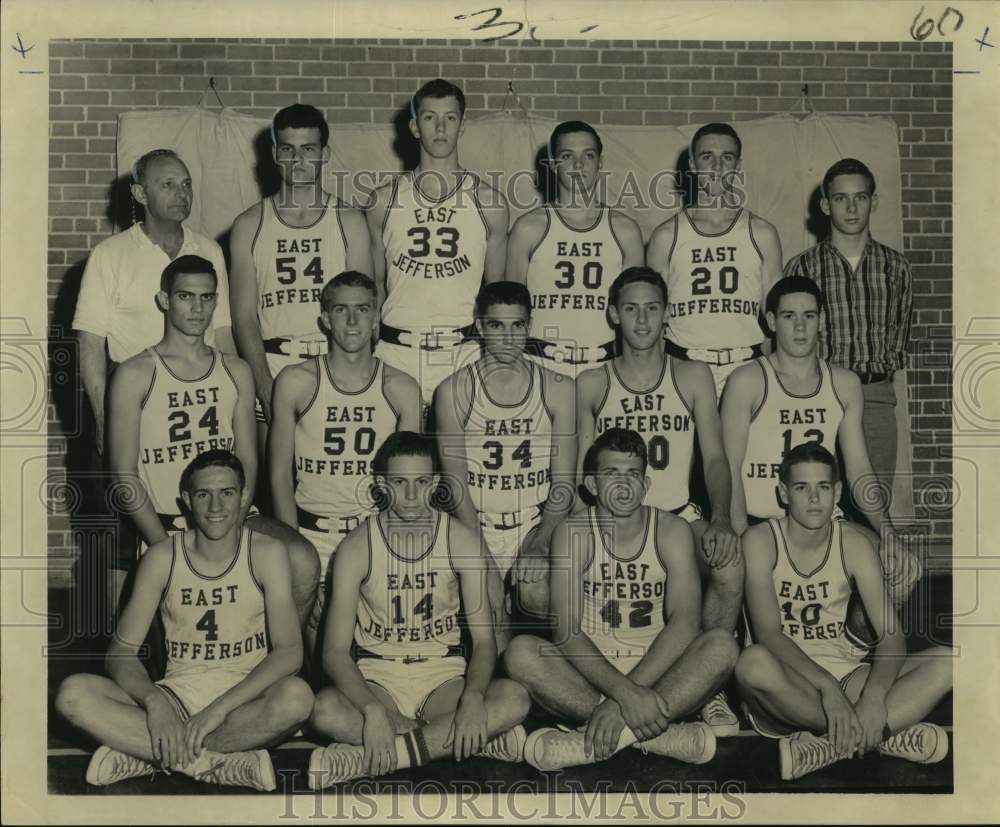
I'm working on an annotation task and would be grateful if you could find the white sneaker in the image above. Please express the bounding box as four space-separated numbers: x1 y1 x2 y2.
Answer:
190 749 276 791
633 722 716 764
85 745 156 786
523 727 594 771
308 743 367 789
700 691 739 737
778 731 840 780
476 724 527 763
878 722 949 764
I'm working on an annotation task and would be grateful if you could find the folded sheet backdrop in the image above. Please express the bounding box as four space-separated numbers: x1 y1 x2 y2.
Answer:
117 106 912 517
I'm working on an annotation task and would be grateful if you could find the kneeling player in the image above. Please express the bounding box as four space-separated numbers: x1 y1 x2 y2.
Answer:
736 442 952 780
307 432 530 786
504 428 738 770
55 451 313 791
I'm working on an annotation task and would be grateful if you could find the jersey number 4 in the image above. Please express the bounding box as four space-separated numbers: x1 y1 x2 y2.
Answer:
167 406 219 443
407 226 459 258
195 609 219 641
691 265 739 295
276 256 324 285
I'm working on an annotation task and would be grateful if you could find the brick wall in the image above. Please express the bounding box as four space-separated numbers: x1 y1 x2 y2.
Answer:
47 38 953 580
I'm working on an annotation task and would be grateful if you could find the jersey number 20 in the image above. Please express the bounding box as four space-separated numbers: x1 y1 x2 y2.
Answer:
691 265 739 295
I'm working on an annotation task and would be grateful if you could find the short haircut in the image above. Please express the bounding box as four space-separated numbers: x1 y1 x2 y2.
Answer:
778 441 840 486
690 122 742 160
161 254 218 294
765 276 822 317
372 431 439 478
583 428 648 476
475 281 532 319
272 103 330 148
180 449 246 495
411 78 466 119
548 120 603 161
320 270 377 312
608 266 668 310
821 157 877 199
131 148 184 185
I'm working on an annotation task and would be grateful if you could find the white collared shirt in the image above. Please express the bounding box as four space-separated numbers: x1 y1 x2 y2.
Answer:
72 223 231 363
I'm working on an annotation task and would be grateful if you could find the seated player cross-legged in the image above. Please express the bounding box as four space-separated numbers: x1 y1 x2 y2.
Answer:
55 450 313 791
505 428 739 770
736 442 952 780
308 432 531 787
571 265 744 736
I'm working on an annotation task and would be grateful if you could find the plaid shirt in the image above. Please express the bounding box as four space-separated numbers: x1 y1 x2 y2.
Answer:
783 236 913 375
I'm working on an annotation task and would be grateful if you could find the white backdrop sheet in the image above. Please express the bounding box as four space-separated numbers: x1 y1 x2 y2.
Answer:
116 106 912 515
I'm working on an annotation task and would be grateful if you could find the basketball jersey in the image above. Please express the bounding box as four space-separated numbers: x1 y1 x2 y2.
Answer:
138 348 238 517
294 357 400 518
744 358 845 519
250 196 349 344
355 512 463 659
662 209 764 350
462 360 554 517
768 518 855 665
160 528 268 681
581 507 667 658
380 172 489 333
526 206 623 355
594 357 695 511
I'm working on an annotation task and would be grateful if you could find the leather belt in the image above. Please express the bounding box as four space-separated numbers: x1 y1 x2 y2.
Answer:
664 338 762 366
263 337 326 359
526 337 615 366
379 323 477 351
296 506 365 536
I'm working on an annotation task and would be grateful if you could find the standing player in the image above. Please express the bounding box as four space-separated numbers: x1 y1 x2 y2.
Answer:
307 433 530 786
506 121 644 377
270 271 422 654
647 123 783 397
109 255 320 626
721 276 920 609
505 429 739 770
55 451 314 791
229 103 372 438
75 148 234 458
736 442 951 779
783 159 913 493
368 78 509 403
574 267 742 736
434 282 576 593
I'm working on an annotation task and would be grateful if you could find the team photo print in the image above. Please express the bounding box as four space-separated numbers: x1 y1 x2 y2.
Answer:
5 0 990 822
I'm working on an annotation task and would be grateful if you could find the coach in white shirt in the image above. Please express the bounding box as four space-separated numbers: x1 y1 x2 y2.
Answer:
73 148 234 454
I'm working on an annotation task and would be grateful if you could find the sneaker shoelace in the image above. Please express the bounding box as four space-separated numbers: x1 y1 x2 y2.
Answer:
539 730 584 765
196 755 259 789
703 695 733 723
321 745 366 783
480 731 512 760
109 751 156 782
884 726 927 757
794 735 837 775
